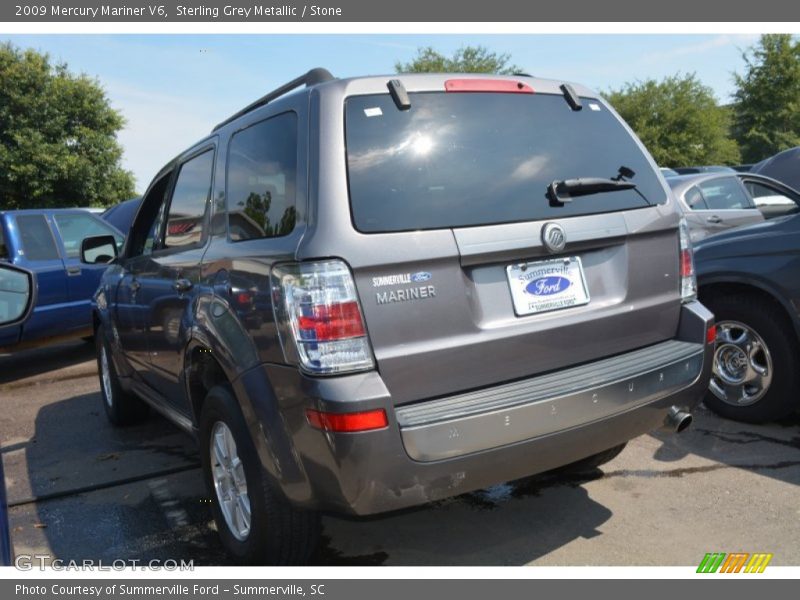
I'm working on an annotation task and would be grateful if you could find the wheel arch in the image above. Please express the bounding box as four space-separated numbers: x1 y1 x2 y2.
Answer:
698 276 800 343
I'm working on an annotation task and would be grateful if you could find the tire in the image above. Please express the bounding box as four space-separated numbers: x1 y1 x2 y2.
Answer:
95 324 148 426
199 385 319 565
703 293 800 423
556 443 627 475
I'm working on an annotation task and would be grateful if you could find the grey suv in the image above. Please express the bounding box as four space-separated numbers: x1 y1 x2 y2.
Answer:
82 70 715 564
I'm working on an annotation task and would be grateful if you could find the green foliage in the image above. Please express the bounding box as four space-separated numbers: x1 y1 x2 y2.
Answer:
395 45 522 74
732 34 800 163
606 74 740 167
0 43 135 209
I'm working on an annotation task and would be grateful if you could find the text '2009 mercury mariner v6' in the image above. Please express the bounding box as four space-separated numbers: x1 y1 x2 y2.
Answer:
83 69 715 563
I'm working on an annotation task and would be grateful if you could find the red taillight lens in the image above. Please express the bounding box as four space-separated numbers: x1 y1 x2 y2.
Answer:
271 260 375 375
297 301 366 341
306 408 388 433
680 248 694 278
678 218 697 302
445 79 534 94
706 324 717 345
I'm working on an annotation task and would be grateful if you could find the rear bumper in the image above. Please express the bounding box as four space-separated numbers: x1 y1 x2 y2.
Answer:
239 301 713 516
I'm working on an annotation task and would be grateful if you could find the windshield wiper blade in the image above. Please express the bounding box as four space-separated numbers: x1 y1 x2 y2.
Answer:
547 177 637 207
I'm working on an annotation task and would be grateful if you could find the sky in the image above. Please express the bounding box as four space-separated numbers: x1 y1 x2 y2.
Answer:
4 33 762 192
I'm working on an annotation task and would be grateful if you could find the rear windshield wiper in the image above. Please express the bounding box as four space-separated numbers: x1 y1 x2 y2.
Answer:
547 177 636 206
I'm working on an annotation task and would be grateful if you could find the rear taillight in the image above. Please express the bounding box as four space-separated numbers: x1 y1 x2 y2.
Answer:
271 259 374 375
679 218 697 303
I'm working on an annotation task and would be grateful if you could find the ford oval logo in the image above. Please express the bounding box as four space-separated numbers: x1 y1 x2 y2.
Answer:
525 276 572 296
410 271 432 283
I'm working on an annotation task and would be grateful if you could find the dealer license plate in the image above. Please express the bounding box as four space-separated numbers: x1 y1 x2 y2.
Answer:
506 257 590 316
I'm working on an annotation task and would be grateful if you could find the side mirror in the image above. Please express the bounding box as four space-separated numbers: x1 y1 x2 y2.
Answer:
81 235 119 265
0 262 35 329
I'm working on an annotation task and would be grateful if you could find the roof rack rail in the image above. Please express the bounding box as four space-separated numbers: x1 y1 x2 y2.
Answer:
212 67 335 132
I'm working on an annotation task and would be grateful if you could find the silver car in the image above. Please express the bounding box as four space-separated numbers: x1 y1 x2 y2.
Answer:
667 173 765 242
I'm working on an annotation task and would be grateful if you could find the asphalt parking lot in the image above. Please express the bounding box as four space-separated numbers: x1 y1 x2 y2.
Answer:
2 341 799 566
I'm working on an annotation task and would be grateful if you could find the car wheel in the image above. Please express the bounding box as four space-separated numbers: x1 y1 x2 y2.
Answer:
199 385 319 565
96 324 148 426
703 294 800 423
556 443 627 475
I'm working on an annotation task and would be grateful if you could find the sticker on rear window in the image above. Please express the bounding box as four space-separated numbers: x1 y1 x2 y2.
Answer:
589 103 601 111
364 107 383 117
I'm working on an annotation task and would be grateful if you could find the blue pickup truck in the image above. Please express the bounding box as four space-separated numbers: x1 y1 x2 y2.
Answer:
0 209 123 349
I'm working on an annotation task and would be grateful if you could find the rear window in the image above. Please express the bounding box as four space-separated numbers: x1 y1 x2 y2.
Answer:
15 215 60 261
345 92 666 233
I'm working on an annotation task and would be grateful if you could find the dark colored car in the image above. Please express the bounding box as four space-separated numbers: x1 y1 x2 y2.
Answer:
102 197 142 237
738 172 800 220
0 209 123 350
751 146 800 191
84 70 714 564
695 211 800 423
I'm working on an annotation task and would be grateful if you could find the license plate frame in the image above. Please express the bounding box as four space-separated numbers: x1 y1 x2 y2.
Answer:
506 256 591 316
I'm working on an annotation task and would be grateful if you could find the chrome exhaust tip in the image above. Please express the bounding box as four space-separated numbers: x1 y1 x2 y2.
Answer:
664 406 693 433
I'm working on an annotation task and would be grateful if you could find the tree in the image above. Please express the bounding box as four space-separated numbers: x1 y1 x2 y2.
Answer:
395 45 522 74
732 34 800 163
606 74 740 167
0 43 135 209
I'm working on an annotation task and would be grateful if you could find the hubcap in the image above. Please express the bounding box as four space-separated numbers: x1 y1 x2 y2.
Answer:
100 345 113 408
210 421 251 541
710 320 773 407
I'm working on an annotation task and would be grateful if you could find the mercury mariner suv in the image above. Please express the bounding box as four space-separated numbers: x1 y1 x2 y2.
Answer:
82 69 715 564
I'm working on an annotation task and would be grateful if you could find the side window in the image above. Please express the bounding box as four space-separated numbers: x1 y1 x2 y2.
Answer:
684 186 707 210
164 150 214 249
227 112 298 241
128 171 173 258
745 181 800 219
14 215 60 261
698 177 752 210
53 213 123 259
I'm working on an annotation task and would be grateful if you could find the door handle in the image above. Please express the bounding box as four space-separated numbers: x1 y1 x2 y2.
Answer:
173 278 193 293
129 280 141 292
66 266 82 277
706 215 722 224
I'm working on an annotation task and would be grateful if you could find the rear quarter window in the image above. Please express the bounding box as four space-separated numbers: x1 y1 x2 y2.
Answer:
226 112 298 241
345 92 666 233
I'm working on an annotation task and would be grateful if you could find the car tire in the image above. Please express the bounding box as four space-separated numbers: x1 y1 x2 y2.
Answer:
199 385 319 565
702 293 799 423
96 324 148 426
556 443 627 475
